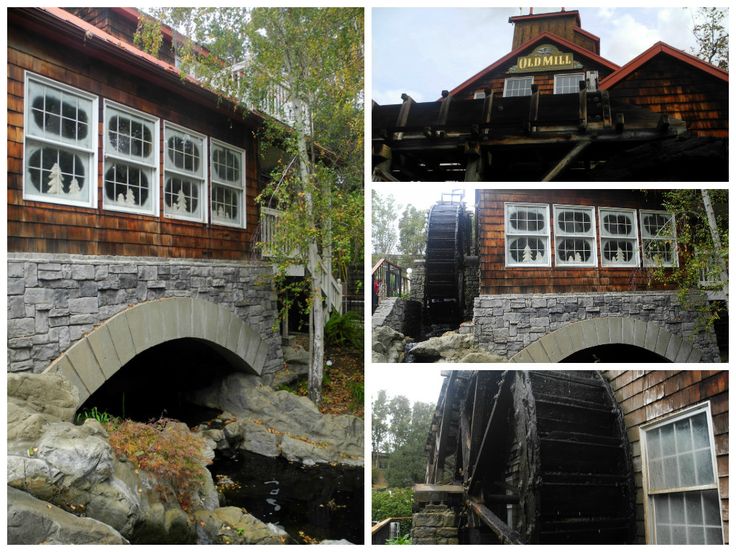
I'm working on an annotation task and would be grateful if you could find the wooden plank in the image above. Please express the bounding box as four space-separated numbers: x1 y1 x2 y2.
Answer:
541 140 590 181
467 499 524 544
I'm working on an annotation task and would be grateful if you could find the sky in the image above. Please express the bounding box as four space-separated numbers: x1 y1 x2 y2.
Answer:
370 365 445 406
373 7 708 105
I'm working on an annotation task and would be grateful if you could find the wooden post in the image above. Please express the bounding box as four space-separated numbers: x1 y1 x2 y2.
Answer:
436 90 452 138
464 141 483 182
578 80 588 131
481 89 493 139
394 93 415 141
542 141 590 181
615 112 625 133
657 113 670 132
467 499 524 544
528 84 539 133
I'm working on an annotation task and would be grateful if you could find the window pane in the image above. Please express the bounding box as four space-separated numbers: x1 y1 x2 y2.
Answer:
685 493 703 525
689 526 705 544
706 528 723 544
695 449 714 485
167 133 201 174
649 458 664 490
557 238 591 263
212 184 241 224
557 209 591 233
510 208 544 232
663 456 679 488
603 213 633 236
675 418 693 452
509 237 546 263
104 162 150 209
669 494 685 524
691 413 709 449
602 240 634 263
679 452 696 487
642 213 674 237
660 423 676 456
27 145 87 199
703 490 721 526
165 177 200 216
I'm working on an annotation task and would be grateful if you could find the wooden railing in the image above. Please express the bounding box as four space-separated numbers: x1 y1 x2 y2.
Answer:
260 207 342 314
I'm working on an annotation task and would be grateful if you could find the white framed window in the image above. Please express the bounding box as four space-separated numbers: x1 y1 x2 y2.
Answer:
23 72 98 208
473 90 486 100
210 138 246 228
553 73 585 94
640 403 724 545
505 203 550 267
163 122 207 222
503 76 534 98
640 210 678 268
599 207 640 267
553 205 597 267
102 101 159 215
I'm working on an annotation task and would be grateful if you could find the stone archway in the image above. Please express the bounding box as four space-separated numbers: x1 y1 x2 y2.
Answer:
43 297 267 403
509 317 703 363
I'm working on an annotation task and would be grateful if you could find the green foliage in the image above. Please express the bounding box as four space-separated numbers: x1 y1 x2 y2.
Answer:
648 190 728 339
372 191 398 255
325 311 363 349
398 205 428 262
692 8 729 70
107 418 211 512
349 380 364 410
133 14 164 57
372 487 413 535
387 534 412 545
75 406 113 426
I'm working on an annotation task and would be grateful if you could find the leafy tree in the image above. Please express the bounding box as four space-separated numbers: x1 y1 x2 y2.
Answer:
649 190 728 337
140 8 363 405
373 191 398 255
372 487 413 535
692 7 729 70
397 205 427 267
372 390 390 455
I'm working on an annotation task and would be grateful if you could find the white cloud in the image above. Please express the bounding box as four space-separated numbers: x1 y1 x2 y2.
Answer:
601 14 661 65
597 7 615 19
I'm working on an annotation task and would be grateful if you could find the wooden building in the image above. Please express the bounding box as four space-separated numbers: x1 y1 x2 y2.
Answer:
419 370 728 544
372 9 728 181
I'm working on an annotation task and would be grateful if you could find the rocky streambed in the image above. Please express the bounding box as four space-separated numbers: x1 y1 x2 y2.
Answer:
7 371 363 545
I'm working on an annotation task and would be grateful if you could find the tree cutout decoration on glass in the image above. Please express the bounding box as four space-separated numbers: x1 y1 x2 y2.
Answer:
523 243 533 263
70 177 82 196
47 162 64 194
125 188 136 206
172 188 188 213
616 246 625 263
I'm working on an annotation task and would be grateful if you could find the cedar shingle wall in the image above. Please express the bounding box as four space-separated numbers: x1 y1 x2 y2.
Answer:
8 24 259 260
477 189 672 295
608 54 728 138
457 59 614 100
604 370 729 544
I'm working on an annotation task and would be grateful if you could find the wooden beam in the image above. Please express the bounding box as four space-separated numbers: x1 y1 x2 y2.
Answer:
578 80 588 131
393 93 415 140
481 89 494 138
528 84 540 133
615 112 625 133
541 140 591 181
467 499 524 544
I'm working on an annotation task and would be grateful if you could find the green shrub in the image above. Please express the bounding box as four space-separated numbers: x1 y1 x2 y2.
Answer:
324 311 363 349
372 487 413 535
387 534 411 545
107 418 211 512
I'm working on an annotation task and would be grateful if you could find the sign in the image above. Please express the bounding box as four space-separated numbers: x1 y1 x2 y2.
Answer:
508 44 582 73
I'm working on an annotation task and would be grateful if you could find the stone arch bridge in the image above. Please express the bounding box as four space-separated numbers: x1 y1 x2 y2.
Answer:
7 253 283 399
472 291 721 362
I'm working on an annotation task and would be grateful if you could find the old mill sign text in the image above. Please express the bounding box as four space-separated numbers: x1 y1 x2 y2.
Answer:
508 44 581 73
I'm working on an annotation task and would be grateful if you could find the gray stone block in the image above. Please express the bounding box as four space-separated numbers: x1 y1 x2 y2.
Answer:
69 297 98 314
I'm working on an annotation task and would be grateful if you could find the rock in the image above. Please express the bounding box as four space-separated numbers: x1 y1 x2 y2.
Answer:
410 331 507 363
320 539 355 544
8 372 79 448
192 373 363 467
8 486 128 544
372 325 406 363
194 507 285 544
271 345 311 387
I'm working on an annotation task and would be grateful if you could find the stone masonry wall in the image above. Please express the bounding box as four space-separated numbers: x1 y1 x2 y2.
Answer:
463 256 479 321
411 505 458 545
473 291 720 362
7 253 283 378
409 260 425 303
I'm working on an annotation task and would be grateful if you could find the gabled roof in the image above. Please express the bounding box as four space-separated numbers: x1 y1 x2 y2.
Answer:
600 41 728 90
449 31 620 97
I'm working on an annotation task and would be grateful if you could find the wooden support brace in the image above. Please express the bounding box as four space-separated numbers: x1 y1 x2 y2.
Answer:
393 93 415 140
481 89 493 138
436 90 452 138
467 499 524 544
600 90 612 128
578 80 588 131
541 140 590 182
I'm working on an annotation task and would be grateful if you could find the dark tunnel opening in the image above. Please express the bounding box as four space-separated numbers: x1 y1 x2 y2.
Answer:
562 343 672 363
76 338 243 425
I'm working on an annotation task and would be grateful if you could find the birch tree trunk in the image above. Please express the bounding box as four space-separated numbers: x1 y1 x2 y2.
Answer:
700 189 728 308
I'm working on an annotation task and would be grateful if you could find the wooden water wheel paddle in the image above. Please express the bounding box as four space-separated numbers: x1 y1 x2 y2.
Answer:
424 201 470 327
426 370 636 544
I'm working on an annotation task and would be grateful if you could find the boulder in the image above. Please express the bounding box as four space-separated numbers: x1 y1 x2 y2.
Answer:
410 331 507 363
194 507 286 544
192 373 363 466
272 345 310 387
372 325 406 363
8 486 128 544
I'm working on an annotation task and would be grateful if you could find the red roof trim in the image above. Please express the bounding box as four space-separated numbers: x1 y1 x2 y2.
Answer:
600 41 728 90
509 10 580 27
449 32 619 97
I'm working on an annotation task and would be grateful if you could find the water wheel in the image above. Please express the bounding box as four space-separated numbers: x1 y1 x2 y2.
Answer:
426 370 636 544
424 202 470 326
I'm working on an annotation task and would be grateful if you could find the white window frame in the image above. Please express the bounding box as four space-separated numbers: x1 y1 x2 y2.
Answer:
640 402 724 545
102 100 159 216
553 72 585 95
23 71 98 208
599 207 640 268
505 202 551 267
553 204 597 267
640 210 678 268
209 138 246 229
163 121 208 223
503 76 534 98
473 90 486 100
